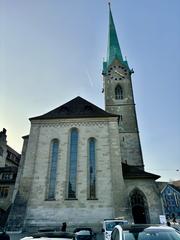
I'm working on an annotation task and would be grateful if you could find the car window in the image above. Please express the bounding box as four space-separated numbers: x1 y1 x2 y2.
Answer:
106 222 123 231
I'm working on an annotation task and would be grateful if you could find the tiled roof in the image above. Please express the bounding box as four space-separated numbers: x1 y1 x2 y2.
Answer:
169 184 180 193
7 145 20 157
30 96 118 120
122 163 160 180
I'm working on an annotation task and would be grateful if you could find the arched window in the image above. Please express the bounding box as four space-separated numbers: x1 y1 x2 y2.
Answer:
47 139 59 200
68 128 78 199
88 138 96 199
115 85 123 99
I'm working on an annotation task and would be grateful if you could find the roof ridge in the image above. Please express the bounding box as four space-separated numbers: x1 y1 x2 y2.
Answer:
30 96 118 120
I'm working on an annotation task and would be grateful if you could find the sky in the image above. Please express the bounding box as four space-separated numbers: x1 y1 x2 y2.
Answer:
0 0 180 182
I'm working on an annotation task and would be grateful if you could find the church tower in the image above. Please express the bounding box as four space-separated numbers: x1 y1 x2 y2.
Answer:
103 4 144 168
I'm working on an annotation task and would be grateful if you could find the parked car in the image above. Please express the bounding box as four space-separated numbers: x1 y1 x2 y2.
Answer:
20 232 75 240
73 227 96 240
102 219 128 240
111 224 180 240
171 224 180 234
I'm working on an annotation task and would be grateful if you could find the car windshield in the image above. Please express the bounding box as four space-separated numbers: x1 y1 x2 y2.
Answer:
105 222 123 231
76 230 91 235
75 230 92 240
123 230 180 240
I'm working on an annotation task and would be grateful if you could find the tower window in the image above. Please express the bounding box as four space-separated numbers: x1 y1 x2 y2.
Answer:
115 85 123 100
68 128 78 199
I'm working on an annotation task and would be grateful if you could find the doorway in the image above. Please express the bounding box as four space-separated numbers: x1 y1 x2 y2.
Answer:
130 189 149 224
132 205 146 223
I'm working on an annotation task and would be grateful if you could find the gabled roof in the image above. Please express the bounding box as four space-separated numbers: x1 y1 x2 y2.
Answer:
161 184 180 194
30 96 118 120
122 163 160 180
169 184 180 193
7 145 20 157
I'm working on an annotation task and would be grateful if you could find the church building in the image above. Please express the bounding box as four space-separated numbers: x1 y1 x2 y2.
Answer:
8 5 163 231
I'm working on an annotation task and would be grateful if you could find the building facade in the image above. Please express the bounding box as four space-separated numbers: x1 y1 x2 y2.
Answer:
161 184 180 220
7 5 163 231
0 128 21 227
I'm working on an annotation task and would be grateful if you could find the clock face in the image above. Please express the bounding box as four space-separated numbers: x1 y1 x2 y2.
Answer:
107 65 128 80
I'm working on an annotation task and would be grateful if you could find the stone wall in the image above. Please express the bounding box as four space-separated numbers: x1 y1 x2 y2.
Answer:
11 117 127 230
103 60 143 167
125 179 163 223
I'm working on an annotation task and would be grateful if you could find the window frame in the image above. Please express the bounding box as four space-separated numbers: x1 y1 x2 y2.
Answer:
46 138 59 200
115 85 123 100
87 137 97 200
67 128 78 199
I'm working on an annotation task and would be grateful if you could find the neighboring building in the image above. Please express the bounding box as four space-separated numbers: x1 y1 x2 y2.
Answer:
171 180 180 188
161 184 180 220
7 5 163 231
0 128 21 227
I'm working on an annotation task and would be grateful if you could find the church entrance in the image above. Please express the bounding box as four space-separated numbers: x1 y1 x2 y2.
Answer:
132 205 146 224
130 189 149 224
0 208 8 227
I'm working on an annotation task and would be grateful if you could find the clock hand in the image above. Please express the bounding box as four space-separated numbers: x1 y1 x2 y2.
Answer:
114 70 125 77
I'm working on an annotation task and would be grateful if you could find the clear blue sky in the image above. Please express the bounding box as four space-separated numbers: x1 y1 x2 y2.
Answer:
1 0 180 182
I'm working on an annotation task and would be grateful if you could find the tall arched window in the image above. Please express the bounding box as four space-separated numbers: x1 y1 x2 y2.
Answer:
68 128 78 199
47 139 59 200
88 138 96 199
115 85 123 99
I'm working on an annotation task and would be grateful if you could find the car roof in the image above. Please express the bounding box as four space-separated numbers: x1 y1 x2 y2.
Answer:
21 232 74 239
73 228 92 232
104 220 127 222
75 231 91 236
119 224 176 232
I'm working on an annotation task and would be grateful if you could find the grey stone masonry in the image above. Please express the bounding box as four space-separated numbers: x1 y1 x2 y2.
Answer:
103 59 143 167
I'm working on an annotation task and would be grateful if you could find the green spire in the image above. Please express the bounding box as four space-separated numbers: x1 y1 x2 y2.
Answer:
103 3 129 74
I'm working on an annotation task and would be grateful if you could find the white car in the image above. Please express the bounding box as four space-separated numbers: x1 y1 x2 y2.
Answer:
102 219 128 240
111 224 180 240
21 232 75 240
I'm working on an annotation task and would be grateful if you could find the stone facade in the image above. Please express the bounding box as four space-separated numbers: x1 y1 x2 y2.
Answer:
103 59 143 167
17 118 128 229
0 129 7 168
124 179 163 223
0 128 21 227
7 102 163 231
